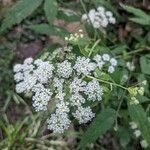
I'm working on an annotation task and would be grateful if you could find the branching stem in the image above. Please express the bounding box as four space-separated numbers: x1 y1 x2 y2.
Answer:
87 75 128 90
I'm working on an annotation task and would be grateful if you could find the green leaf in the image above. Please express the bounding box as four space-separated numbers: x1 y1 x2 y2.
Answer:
129 17 150 25
57 9 80 22
128 104 150 145
117 127 131 147
28 23 69 38
79 108 116 148
44 0 58 24
111 44 128 55
67 37 90 46
121 4 150 25
0 0 43 33
95 68 114 82
137 95 150 103
121 4 147 17
140 54 150 75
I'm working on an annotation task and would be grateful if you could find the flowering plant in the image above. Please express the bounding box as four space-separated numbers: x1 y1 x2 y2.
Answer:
1 0 150 149
13 44 119 133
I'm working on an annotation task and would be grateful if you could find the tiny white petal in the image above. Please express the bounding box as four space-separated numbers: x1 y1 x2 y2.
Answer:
102 54 110 61
108 66 115 73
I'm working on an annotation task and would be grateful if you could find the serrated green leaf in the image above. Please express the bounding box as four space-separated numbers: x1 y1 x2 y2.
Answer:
140 54 150 75
0 0 43 33
28 23 69 38
79 108 116 148
128 104 150 145
44 0 58 24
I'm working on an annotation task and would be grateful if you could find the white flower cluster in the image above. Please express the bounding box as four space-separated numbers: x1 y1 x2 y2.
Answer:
74 56 96 75
13 58 54 111
14 51 117 133
129 122 148 148
72 106 95 124
82 6 116 28
85 79 103 101
57 60 73 78
93 54 117 73
47 101 71 133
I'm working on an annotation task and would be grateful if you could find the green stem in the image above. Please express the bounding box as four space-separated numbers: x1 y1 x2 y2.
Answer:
114 73 131 130
117 47 150 58
114 91 126 131
87 75 128 90
88 39 101 57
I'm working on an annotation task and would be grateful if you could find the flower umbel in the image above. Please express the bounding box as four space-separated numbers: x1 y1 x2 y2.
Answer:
82 6 116 28
13 50 118 133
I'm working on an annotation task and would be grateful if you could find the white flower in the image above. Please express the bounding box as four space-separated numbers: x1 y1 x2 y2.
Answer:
24 57 33 64
110 58 117 66
55 101 70 114
57 60 73 78
34 59 43 66
126 62 135 71
93 54 105 69
70 93 85 106
53 77 64 92
22 63 34 72
70 77 87 93
74 56 96 75
14 72 24 82
134 130 141 138
32 88 52 111
97 6 105 13
129 122 138 129
94 54 117 73
105 11 113 17
140 140 148 148
15 74 37 93
23 74 37 92
13 64 22 72
34 61 54 83
81 6 116 29
101 19 108 28
93 54 102 62
88 9 96 23
32 83 45 93
72 106 95 124
47 100 70 133
102 54 110 61
93 21 100 28
55 92 66 101
108 66 115 73
85 79 103 101
47 112 71 133
15 82 27 93
81 14 88 21
121 74 128 83
108 17 116 24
